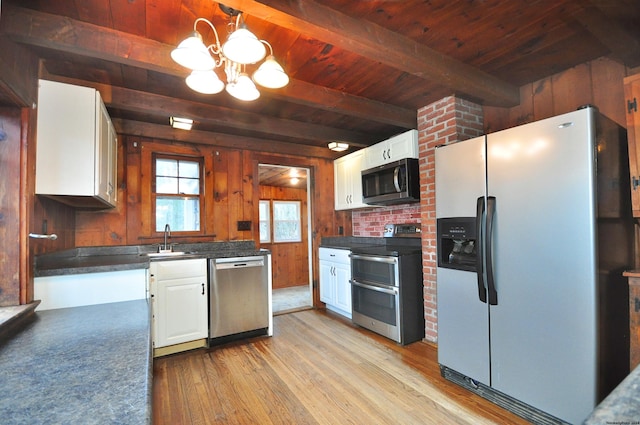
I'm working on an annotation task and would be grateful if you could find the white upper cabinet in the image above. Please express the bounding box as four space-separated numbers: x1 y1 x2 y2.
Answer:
364 129 418 169
334 149 368 210
36 80 117 208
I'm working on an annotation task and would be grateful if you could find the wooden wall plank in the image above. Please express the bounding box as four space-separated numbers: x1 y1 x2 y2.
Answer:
551 63 593 115
592 57 628 127
125 137 142 245
212 148 231 241
532 77 554 122
228 149 244 241
0 108 23 306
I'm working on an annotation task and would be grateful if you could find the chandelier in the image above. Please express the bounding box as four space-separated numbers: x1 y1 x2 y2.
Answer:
171 5 289 101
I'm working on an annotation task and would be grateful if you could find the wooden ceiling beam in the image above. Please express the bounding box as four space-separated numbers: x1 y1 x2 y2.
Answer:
46 76 372 146
1 5 415 129
113 118 340 159
104 85 372 145
1 5 184 76
219 0 520 107
266 79 416 128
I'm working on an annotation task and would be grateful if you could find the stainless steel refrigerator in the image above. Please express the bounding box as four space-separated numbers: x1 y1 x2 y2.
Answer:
435 106 633 424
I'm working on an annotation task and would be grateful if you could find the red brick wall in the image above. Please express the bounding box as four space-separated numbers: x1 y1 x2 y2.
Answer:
352 204 421 237
418 96 483 342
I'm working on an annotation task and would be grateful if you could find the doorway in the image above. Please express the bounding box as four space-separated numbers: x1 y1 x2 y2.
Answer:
258 164 312 314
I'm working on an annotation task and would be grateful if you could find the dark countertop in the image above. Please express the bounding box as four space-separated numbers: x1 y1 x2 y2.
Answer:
0 300 152 425
35 241 268 277
584 363 640 423
320 236 387 250
320 236 423 255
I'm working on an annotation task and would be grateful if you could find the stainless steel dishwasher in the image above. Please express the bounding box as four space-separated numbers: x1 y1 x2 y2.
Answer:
209 255 269 340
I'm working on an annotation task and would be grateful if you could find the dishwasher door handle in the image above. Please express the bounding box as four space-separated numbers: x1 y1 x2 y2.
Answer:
215 261 264 270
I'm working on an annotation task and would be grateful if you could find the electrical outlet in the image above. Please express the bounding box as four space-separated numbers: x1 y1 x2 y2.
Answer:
237 221 251 231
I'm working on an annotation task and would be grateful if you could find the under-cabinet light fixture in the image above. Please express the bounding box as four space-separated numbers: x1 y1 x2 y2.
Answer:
328 142 349 152
170 116 193 131
171 4 289 101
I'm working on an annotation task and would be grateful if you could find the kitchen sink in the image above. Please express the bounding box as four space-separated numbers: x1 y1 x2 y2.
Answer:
144 251 192 258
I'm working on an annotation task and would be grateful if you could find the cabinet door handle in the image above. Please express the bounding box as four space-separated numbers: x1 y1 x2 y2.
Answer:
201 283 205 295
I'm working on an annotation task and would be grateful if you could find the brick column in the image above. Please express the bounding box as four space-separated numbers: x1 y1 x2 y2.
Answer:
418 96 483 342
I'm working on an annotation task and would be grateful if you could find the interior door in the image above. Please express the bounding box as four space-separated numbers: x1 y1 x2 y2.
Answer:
435 136 490 385
486 108 598 423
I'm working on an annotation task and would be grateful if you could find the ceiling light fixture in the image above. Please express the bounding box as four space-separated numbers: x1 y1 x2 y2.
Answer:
170 116 194 130
171 4 289 101
328 142 349 152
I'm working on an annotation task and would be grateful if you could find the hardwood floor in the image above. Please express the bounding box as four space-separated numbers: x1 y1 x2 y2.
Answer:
153 309 530 425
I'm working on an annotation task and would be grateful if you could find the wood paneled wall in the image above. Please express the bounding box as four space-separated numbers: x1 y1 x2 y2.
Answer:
0 38 39 306
484 57 631 133
70 135 347 306
0 108 23 306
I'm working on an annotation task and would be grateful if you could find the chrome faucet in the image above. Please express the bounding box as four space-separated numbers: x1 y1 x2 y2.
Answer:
161 224 171 252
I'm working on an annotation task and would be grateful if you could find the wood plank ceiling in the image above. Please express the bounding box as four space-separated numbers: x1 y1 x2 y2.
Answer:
1 0 640 159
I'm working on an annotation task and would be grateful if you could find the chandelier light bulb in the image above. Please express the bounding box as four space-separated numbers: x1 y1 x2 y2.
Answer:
186 70 225 94
171 31 216 70
253 56 289 89
226 73 260 101
222 27 266 64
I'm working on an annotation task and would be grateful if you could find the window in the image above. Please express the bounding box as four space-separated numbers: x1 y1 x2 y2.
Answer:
154 156 202 232
259 200 271 243
273 201 301 242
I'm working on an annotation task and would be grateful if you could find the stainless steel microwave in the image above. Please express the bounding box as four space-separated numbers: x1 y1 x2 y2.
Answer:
361 158 420 205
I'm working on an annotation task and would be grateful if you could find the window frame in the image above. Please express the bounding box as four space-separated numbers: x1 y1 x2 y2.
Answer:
152 153 204 234
259 200 271 243
272 200 302 243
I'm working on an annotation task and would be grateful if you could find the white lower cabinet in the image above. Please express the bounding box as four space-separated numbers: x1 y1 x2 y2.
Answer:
319 247 352 318
150 258 208 354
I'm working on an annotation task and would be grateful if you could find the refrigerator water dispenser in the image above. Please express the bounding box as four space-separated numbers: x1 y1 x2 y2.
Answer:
437 217 477 272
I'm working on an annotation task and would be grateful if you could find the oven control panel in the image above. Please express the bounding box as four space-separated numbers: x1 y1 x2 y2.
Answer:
383 223 421 238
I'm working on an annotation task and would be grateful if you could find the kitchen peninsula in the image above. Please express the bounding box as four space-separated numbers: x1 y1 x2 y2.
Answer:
0 300 152 425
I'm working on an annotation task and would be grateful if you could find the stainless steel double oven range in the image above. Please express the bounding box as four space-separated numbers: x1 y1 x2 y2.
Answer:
350 224 425 345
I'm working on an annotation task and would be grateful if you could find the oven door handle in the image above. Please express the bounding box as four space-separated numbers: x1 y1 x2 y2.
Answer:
351 280 398 295
349 254 398 264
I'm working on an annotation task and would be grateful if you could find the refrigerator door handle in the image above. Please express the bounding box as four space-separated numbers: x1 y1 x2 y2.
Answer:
486 196 498 305
476 196 487 303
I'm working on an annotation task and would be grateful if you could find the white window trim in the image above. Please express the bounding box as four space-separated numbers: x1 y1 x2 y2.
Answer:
273 200 302 243
259 200 271 243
